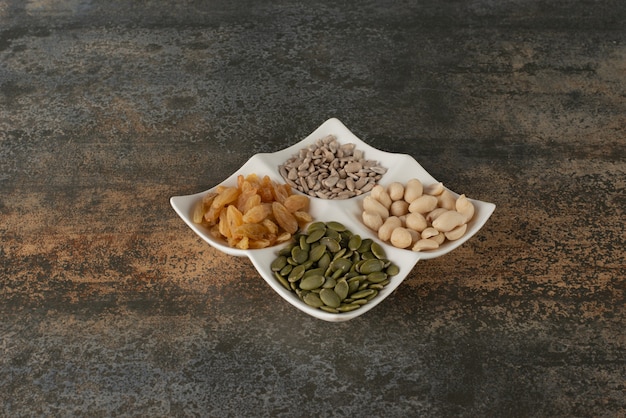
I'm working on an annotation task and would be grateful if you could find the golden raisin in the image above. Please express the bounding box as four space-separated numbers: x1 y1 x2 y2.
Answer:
283 194 310 213
272 202 298 234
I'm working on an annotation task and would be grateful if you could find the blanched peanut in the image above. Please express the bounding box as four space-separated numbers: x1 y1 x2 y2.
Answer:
371 185 392 209
363 195 389 219
407 228 420 245
432 210 465 232
445 223 467 241
424 182 444 196
437 190 456 211
403 178 423 203
390 200 409 217
421 227 440 239
408 195 438 214
378 216 402 241
405 212 427 232
432 231 446 245
456 194 475 223
362 211 384 232
390 227 413 249
412 238 439 251
387 182 405 201
426 207 448 223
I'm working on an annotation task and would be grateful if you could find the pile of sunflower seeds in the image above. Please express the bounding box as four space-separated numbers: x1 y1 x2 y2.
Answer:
278 134 387 199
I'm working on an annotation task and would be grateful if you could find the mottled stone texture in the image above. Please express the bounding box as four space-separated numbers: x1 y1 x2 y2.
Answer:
1 0 624 416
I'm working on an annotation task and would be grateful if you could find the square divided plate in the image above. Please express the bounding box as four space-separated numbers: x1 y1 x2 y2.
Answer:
170 118 495 322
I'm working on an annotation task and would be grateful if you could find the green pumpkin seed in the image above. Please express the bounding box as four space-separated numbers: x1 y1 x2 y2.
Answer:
279 264 293 276
307 221 326 233
288 264 306 282
348 234 362 251
337 303 361 312
357 281 369 291
292 246 309 264
297 235 308 250
332 248 347 260
347 275 365 284
320 236 341 253
322 277 337 289
317 252 331 270
299 274 325 290
274 272 291 290
308 244 326 262
305 228 326 244
386 264 400 276
351 298 369 305
303 292 324 308
365 289 379 300
279 245 295 257
370 241 386 259
350 288 376 300
361 251 376 260
303 267 325 278
342 249 354 259
271 255 288 272
324 228 341 241
357 238 372 253
320 305 338 313
331 258 352 274
326 221 347 232
359 258 385 274
367 271 388 284
320 288 341 308
344 271 359 279
331 269 345 280
347 279 360 294
334 279 349 300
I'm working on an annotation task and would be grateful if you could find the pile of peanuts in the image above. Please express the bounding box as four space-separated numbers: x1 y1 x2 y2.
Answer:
360 179 475 251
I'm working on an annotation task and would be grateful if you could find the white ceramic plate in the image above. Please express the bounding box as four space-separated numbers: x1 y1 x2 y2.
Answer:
170 118 495 322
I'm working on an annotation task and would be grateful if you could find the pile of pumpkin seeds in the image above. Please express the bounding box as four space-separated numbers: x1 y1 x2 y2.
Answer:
271 221 400 313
